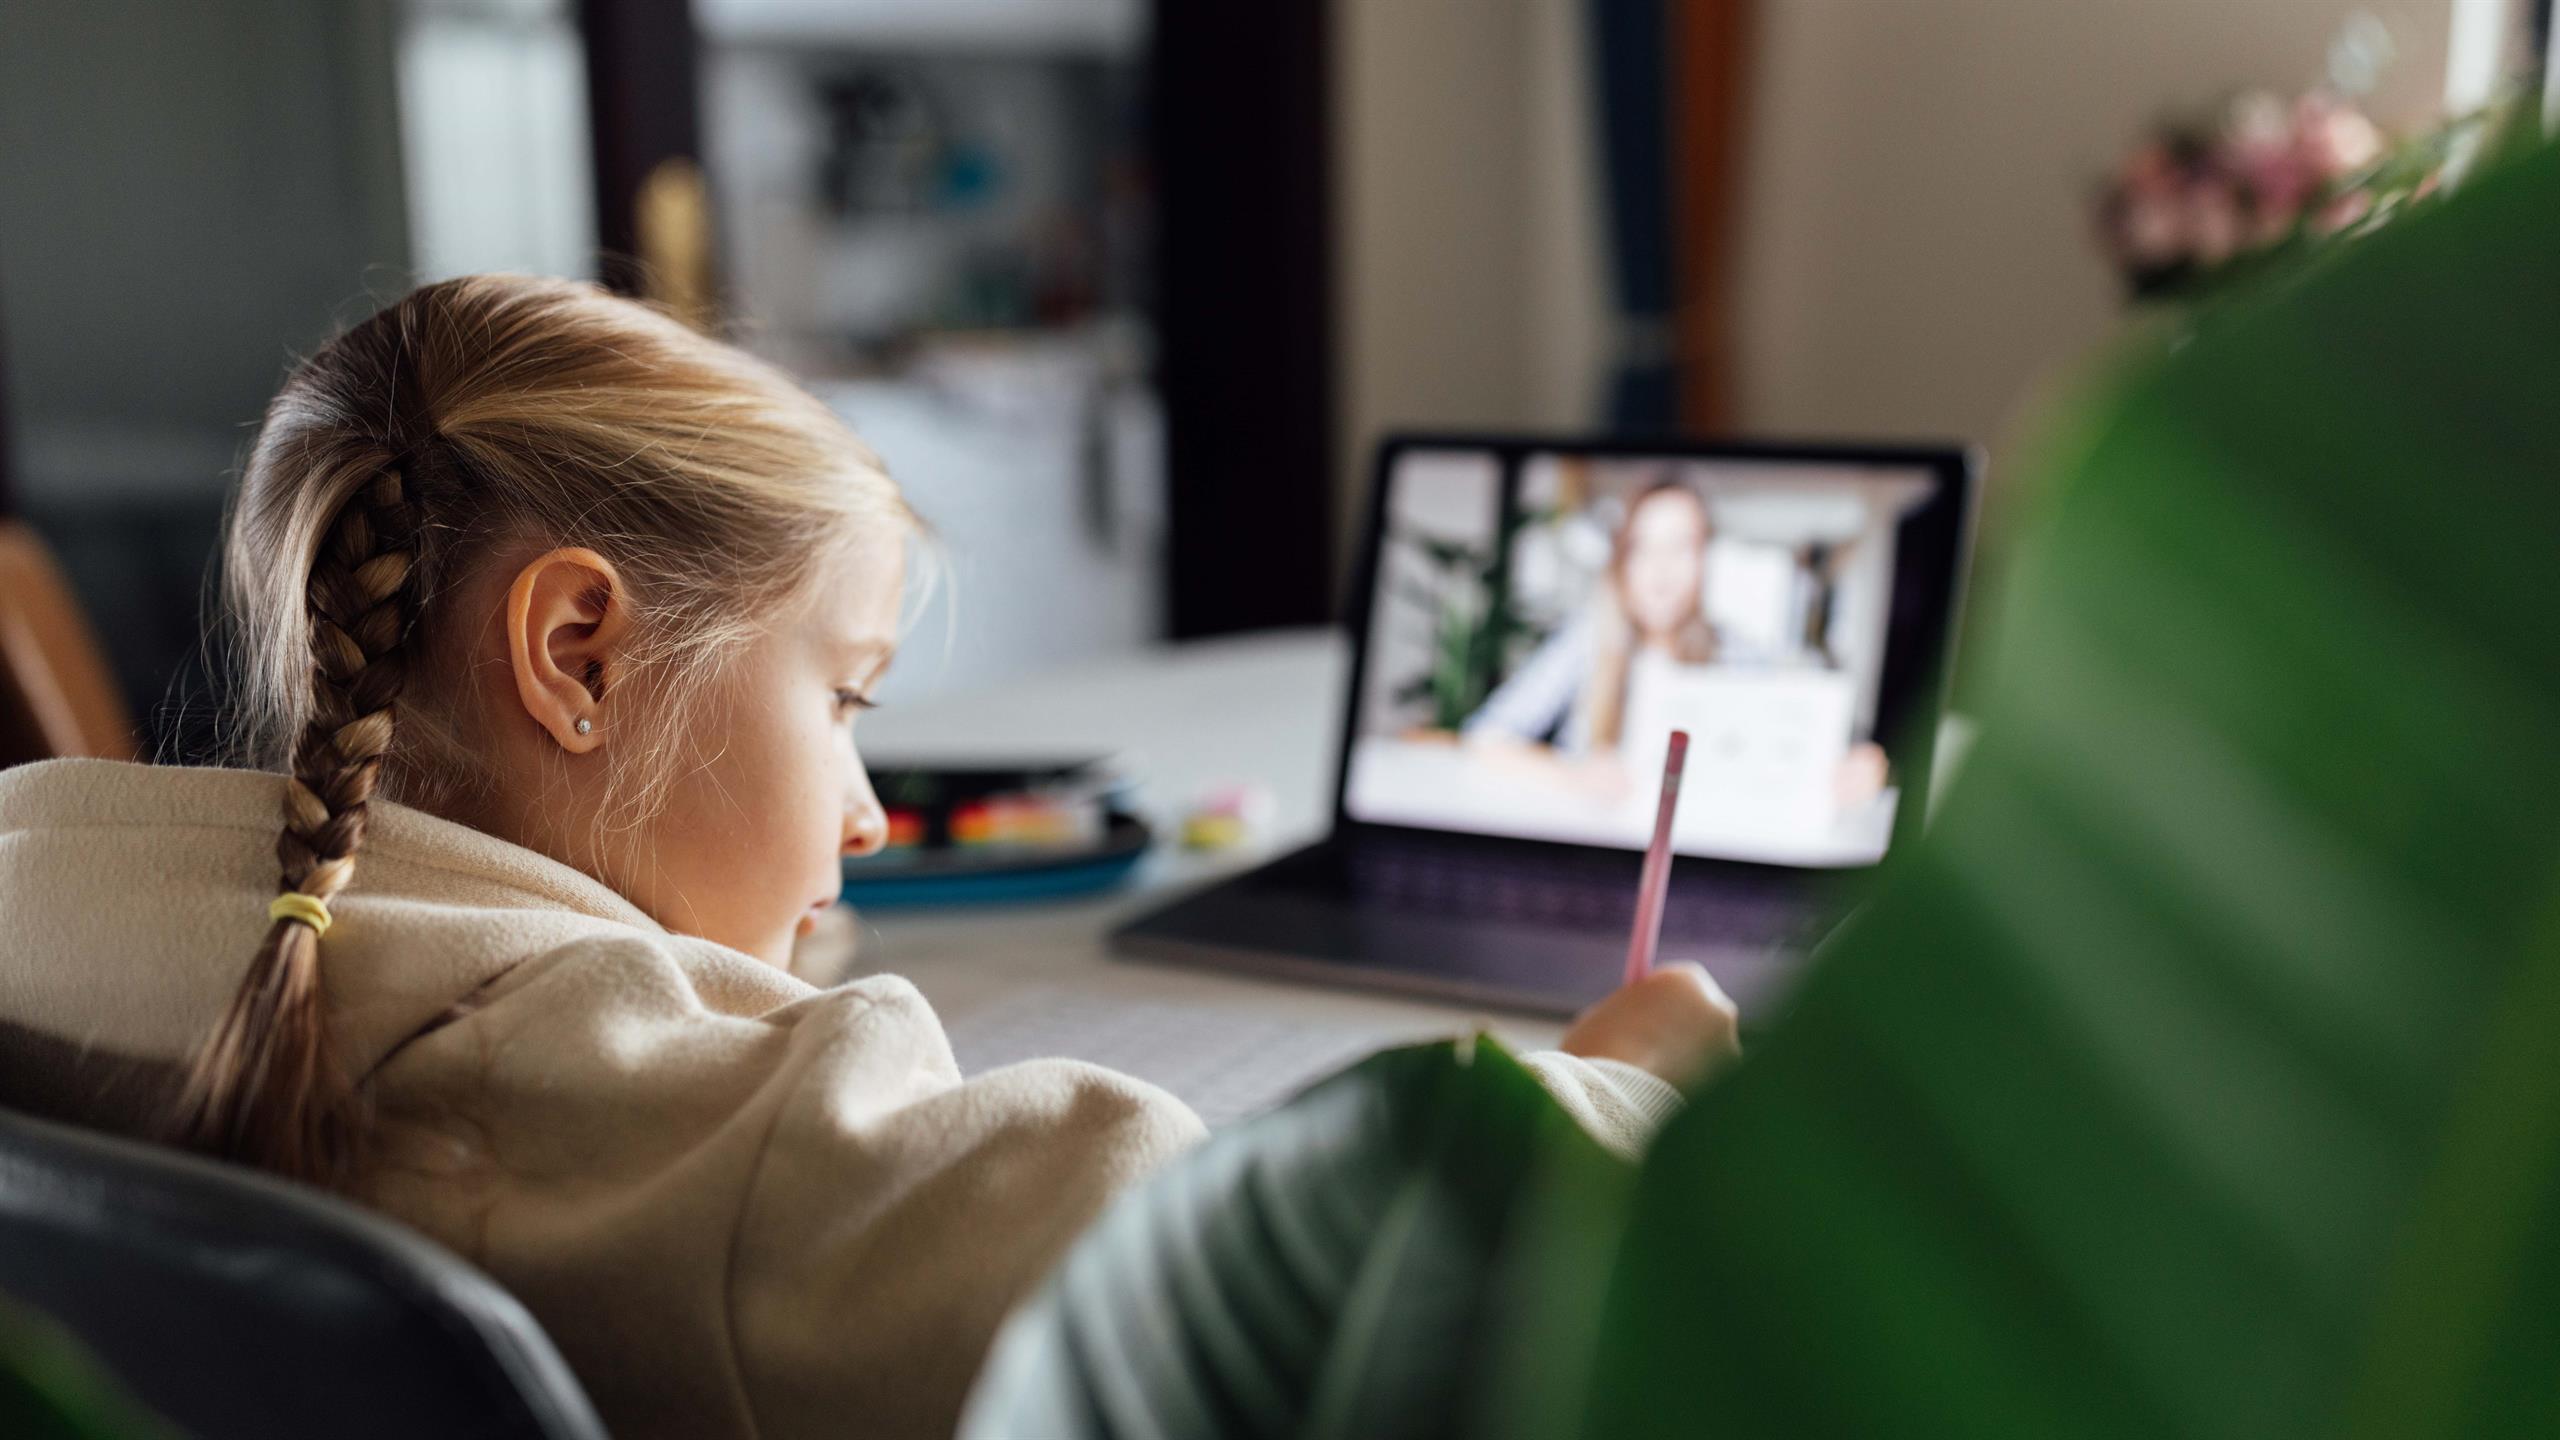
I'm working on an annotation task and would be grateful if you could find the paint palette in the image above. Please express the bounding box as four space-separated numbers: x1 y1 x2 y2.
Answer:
838 759 1153 907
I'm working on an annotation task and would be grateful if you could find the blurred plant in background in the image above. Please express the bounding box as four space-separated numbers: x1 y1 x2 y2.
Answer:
2090 17 2515 303
2095 89 2392 299
1389 504 1534 734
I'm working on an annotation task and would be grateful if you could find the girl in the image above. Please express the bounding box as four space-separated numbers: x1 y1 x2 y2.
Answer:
0 276 1734 1440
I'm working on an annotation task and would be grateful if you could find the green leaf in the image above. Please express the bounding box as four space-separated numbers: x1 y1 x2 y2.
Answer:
958 1038 1621 1440
1573 139 2560 1437
0 1298 177 1440
1417 538 1485 572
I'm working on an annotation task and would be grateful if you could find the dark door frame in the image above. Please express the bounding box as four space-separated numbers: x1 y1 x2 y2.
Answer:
577 0 705 304
1149 3 1337 637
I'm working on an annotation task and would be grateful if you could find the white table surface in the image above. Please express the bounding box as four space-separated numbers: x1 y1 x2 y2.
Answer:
823 628 1573 1067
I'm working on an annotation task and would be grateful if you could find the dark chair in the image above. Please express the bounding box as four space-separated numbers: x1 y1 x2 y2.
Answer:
0 1107 606 1439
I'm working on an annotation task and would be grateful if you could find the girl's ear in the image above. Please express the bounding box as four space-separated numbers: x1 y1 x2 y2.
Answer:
504 547 631 753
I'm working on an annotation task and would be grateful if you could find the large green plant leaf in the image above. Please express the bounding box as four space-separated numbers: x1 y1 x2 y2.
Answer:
0 1298 176 1440
1571 140 2560 1437
957 1038 1622 1440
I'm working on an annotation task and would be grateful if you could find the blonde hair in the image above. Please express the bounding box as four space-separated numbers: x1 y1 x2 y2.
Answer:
167 273 915 1185
1572 480 1718 750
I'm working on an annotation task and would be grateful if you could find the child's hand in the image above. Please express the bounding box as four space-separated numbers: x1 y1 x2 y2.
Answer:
1559 962 1741 1093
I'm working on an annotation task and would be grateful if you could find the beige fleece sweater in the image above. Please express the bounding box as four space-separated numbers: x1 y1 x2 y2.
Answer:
0 758 1676 1439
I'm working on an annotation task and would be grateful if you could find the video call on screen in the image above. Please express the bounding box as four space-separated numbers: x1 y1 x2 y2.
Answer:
1346 448 1942 868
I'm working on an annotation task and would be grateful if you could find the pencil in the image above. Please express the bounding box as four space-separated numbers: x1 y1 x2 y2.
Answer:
1624 729 1691 984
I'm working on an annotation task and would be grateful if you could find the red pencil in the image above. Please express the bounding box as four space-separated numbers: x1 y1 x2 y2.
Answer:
1624 729 1691 984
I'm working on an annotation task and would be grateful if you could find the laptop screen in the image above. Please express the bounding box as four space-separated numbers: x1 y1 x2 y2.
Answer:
1342 442 1962 868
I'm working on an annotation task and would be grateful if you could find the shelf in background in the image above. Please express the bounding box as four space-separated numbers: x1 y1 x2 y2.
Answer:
695 0 1142 55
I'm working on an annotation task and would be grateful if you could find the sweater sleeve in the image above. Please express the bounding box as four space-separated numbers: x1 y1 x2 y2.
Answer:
355 937 1206 1440
1517 1050 1686 1159
721 982 1207 1440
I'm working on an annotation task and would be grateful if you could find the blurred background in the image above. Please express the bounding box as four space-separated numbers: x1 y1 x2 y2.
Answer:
0 0 2549 761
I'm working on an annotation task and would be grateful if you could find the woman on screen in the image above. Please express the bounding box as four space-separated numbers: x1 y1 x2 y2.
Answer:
1463 480 1727 800
1463 478 1889 815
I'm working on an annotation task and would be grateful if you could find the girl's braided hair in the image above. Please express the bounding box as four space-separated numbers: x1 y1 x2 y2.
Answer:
166 274 913 1185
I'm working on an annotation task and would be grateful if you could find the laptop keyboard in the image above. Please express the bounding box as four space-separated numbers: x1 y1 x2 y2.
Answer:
1329 839 1834 951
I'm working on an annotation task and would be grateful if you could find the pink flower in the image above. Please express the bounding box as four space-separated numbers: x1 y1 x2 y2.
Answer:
2184 175 2245 265
2312 188 2372 236
2296 94 2385 178
2118 141 2181 193
2224 133 2310 225
2119 188 2188 265
2227 91 2293 151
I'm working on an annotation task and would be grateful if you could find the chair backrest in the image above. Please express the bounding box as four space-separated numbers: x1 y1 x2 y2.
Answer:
0 1108 607 1440
0 522 135 767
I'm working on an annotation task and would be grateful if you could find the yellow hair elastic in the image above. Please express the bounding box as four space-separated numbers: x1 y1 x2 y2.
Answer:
268 892 333 938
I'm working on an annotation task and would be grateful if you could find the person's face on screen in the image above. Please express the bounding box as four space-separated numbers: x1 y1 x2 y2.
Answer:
1618 487 1711 642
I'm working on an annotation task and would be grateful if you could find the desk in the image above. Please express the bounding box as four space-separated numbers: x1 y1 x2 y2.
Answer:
820 629 1570 1112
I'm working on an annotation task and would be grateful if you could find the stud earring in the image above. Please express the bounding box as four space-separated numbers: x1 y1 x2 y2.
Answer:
574 717 593 736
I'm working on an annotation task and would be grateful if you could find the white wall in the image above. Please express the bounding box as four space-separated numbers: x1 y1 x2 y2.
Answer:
0 0 412 501
1332 0 1609 579
1729 0 2455 454
1331 0 2476 589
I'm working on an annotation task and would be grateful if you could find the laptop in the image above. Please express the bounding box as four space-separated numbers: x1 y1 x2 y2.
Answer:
1113 432 1977 1022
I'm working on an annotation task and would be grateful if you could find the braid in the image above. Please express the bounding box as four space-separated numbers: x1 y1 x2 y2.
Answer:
168 465 420 1185
280 467 417 904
